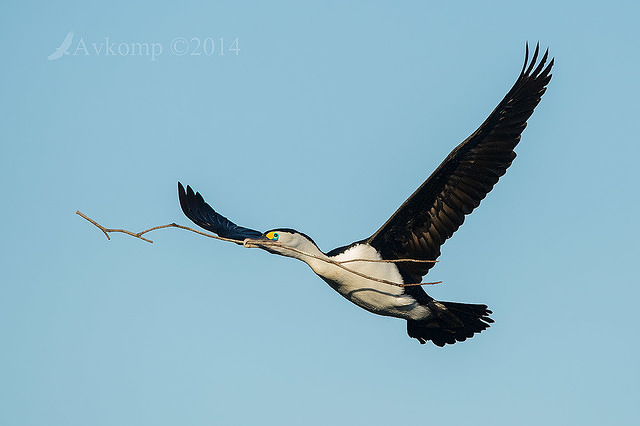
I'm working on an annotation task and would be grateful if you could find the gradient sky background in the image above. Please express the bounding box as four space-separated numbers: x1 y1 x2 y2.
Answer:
1 1 639 425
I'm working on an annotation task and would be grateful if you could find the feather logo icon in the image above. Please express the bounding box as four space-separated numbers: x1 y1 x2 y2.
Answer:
48 31 74 61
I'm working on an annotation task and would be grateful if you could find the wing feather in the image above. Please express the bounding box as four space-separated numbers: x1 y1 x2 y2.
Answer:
367 43 553 281
178 182 263 243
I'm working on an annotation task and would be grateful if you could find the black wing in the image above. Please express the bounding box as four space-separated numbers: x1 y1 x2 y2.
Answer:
367 43 553 282
178 182 263 243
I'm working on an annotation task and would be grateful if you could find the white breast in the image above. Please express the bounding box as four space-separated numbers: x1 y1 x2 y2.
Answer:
309 244 430 321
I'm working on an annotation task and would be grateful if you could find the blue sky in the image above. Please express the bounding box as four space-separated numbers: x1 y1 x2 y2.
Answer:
1 1 639 425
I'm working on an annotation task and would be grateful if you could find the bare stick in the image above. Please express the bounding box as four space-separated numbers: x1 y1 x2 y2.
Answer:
340 257 437 264
76 211 241 245
76 211 440 287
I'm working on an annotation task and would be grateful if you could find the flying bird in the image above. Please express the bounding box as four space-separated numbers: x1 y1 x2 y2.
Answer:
48 31 74 61
179 44 553 346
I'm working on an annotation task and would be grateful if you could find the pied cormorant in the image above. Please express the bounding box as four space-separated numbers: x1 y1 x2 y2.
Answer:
178 44 553 346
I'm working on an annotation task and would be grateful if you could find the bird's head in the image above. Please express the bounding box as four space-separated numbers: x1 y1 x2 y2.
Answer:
243 228 321 259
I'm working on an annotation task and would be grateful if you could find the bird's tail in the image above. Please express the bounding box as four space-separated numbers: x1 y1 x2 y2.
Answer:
407 301 493 346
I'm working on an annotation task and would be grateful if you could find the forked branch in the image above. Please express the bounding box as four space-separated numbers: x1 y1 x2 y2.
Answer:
76 211 240 244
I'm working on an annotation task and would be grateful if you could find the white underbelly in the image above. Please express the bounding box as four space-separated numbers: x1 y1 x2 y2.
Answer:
312 244 430 321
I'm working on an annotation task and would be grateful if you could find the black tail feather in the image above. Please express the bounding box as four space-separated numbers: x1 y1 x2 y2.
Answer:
407 301 493 347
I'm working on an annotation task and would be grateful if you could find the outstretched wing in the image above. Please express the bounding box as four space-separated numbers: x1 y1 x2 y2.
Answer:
61 31 74 49
367 43 553 282
178 182 263 243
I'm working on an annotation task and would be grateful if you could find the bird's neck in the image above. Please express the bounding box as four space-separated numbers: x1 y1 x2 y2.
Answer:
284 240 332 276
